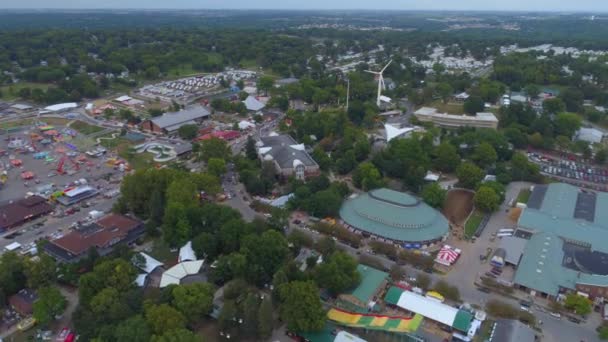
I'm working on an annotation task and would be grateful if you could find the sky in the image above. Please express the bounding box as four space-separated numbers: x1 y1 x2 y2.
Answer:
1 0 607 12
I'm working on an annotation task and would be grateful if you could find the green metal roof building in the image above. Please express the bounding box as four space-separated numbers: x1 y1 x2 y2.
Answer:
514 183 608 298
348 265 389 304
339 189 449 246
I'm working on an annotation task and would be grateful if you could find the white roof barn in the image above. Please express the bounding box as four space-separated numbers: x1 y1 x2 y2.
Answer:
576 127 604 144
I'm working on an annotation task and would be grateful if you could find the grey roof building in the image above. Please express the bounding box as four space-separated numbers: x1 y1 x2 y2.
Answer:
258 134 319 180
340 188 449 246
514 183 608 298
489 319 535 342
142 106 210 134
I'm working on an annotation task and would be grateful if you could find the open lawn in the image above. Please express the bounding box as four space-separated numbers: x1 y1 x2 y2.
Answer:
465 210 484 238
0 118 34 130
98 134 128 149
117 143 154 170
430 100 465 115
516 189 531 204
0 82 51 101
69 120 105 135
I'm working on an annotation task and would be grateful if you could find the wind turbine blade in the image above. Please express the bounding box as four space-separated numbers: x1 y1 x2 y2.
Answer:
380 77 386 90
364 70 379 74
381 59 393 73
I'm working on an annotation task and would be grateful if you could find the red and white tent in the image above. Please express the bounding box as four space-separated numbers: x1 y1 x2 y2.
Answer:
435 245 461 266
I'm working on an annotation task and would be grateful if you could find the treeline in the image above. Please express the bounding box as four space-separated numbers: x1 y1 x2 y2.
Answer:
0 28 314 86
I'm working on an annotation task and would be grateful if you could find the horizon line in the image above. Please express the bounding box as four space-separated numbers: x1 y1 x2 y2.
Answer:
0 8 604 13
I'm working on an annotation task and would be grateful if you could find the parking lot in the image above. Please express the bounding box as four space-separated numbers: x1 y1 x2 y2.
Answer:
527 152 608 192
0 125 123 202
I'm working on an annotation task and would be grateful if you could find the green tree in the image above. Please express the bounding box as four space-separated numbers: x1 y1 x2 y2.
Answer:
177 124 199 140
595 148 608 165
258 76 274 96
33 287 67 327
528 132 544 148
90 287 130 323
151 328 199 342
464 96 484 115
564 293 592 315
148 108 164 117
475 186 500 213
199 138 231 162
434 142 460 172
432 280 460 302
456 162 484 189
436 82 453 103
0 252 26 297
242 293 260 336
543 98 566 114
352 162 384 191
241 230 290 286
145 304 187 335
172 283 215 322
415 274 432 291
258 297 274 339
524 84 540 99
207 158 226 177
472 142 498 169
554 112 582 138
315 251 360 295
421 183 446 208
24 254 56 289
245 136 258 160
114 315 152 342
598 322 608 340
278 281 325 332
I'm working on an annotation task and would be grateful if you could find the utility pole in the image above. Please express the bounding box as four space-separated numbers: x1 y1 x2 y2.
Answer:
346 78 350 112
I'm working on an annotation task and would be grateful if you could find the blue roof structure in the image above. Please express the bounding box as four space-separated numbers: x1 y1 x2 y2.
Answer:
514 183 608 296
339 188 449 243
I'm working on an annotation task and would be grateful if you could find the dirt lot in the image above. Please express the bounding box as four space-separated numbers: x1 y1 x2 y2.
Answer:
443 189 474 226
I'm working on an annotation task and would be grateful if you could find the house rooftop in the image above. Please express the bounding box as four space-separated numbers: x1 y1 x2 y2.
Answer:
259 134 317 169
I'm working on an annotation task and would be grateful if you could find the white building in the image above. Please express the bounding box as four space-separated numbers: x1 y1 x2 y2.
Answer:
575 127 604 144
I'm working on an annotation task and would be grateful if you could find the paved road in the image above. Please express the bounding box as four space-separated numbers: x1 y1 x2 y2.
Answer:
446 182 531 304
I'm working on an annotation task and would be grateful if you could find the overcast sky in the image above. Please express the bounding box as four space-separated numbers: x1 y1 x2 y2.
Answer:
0 0 607 12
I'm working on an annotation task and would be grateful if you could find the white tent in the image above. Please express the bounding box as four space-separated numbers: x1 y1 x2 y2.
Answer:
396 291 459 327
238 120 256 130
44 103 78 112
4 242 22 251
179 241 196 262
135 274 147 287
243 96 265 111
138 252 164 273
159 260 204 288
384 124 414 142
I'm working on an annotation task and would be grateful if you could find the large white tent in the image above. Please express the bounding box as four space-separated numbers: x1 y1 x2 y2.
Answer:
384 124 414 142
396 291 459 327
159 260 204 288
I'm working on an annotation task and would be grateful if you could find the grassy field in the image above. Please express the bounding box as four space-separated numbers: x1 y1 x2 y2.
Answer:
430 100 465 114
69 120 105 135
465 210 484 238
0 118 34 130
0 82 51 101
516 189 531 204
117 143 154 170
